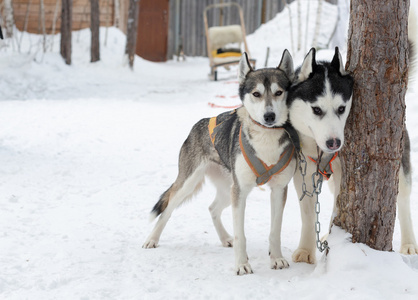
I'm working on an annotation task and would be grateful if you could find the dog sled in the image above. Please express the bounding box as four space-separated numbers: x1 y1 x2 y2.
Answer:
203 2 256 81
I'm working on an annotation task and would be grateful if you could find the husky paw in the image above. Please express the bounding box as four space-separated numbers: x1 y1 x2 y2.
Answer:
270 257 289 270
142 239 158 249
236 263 253 275
292 248 316 264
400 244 418 255
221 236 234 247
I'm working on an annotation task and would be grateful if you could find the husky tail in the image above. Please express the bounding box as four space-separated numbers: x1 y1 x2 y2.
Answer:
149 182 185 222
148 169 206 223
144 131 207 248
149 185 175 221
146 120 210 226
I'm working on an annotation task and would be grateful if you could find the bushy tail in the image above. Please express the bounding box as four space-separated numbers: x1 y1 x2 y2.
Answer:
149 184 174 222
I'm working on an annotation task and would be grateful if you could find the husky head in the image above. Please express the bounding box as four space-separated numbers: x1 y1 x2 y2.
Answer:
238 50 294 127
287 48 354 153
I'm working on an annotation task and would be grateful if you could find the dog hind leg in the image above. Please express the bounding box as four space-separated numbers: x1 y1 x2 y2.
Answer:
143 162 207 249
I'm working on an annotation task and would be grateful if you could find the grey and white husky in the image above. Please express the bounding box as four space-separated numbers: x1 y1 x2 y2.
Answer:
287 45 418 264
143 50 297 275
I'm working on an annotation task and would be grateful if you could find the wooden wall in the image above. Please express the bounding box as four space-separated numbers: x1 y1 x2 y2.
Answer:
167 0 293 58
9 0 114 34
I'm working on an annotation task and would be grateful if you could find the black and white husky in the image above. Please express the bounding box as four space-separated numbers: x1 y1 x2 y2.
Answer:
287 45 418 264
143 51 298 275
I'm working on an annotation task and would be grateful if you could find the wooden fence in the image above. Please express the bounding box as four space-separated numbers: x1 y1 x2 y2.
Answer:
2 0 338 58
167 0 294 58
3 0 114 34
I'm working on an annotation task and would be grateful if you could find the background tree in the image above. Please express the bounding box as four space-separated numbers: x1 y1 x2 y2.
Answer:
4 0 15 38
334 0 409 251
39 0 47 52
90 0 100 62
60 0 72 65
125 0 140 69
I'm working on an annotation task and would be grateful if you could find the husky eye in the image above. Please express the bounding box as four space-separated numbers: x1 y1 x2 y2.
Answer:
252 92 261 98
337 106 346 115
275 90 283 97
312 106 323 116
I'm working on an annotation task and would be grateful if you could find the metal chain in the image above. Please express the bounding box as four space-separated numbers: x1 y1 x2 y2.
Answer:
297 150 330 253
297 151 313 201
312 171 329 253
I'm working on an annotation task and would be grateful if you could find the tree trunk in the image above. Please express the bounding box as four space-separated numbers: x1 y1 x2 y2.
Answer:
312 0 323 48
114 0 121 28
333 0 409 251
39 0 47 52
4 0 15 38
90 0 100 62
50 0 61 51
297 0 301 51
60 0 72 65
125 0 140 69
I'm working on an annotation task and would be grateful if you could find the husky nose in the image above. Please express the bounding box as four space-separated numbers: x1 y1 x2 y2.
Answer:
326 138 341 150
263 112 276 124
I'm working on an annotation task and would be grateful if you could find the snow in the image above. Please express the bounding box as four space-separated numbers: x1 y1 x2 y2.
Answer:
247 0 339 66
1 1 418 299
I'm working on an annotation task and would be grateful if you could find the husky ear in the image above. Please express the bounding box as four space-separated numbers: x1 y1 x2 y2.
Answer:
277 49 294 81
331 47 348 75
297 48 317 82
238 52 253 84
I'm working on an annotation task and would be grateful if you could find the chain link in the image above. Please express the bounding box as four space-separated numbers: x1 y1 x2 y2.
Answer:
297 150 330 253
297 151 313 201
312 171 329 253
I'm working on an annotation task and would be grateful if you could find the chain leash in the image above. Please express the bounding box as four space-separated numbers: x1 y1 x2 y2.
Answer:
296 150 330 253
297 151 312 201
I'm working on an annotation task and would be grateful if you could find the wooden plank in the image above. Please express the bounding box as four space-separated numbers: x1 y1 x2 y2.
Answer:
12 0 114 33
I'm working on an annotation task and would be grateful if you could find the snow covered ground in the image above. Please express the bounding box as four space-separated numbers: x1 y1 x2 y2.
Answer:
1 1 418 299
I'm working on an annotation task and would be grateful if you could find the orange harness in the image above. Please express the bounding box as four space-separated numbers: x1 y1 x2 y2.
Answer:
308 152 338 180
208 112 295 186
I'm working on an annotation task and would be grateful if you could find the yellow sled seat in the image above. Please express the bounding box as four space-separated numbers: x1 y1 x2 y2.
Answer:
203 3 256 81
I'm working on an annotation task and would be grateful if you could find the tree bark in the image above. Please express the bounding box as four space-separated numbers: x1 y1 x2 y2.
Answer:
125 0 140 69
297 0 301 51
312 0 323 48
90 0 100 62
60 0 72 65
114 0 121 28
39 0 47 52
334 0 409 251
4 0 15 38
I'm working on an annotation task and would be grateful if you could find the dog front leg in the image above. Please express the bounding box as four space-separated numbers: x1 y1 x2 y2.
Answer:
326 157 342 236
269 186 290 269
231 182 252 275
292 171 317 264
